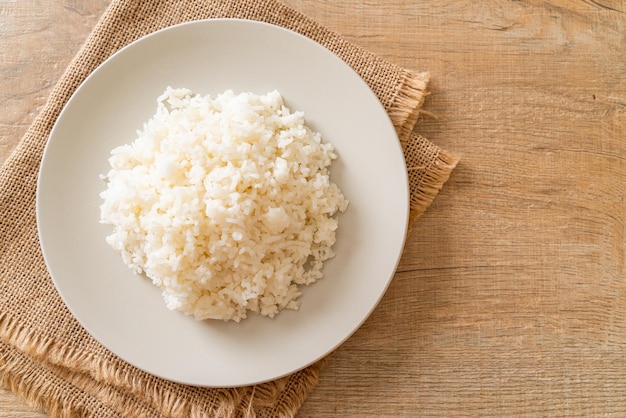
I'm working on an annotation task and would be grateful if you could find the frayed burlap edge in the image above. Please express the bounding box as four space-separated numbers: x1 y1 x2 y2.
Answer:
0 306 326 418
0 340 123 418
404 134 459 226
1 310 325 417
388 72 459 226
1 313 148 418
388 71 430 144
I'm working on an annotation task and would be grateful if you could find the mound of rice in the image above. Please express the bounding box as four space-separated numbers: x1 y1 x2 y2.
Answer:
99 87 348 322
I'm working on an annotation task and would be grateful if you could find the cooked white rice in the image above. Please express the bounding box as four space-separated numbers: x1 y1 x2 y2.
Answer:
99 87 348 322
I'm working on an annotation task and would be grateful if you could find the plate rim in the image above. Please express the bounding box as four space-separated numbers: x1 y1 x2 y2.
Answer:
36 17 409 387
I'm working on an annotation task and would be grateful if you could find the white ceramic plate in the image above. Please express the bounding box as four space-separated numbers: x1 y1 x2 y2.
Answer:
37 19 408 387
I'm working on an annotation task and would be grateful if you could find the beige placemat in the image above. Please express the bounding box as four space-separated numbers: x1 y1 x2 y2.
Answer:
0 0 458 416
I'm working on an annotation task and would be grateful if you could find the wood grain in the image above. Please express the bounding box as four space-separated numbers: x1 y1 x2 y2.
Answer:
1 0 624 416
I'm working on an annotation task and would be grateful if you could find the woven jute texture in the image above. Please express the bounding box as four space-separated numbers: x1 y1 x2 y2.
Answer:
0 0 458 416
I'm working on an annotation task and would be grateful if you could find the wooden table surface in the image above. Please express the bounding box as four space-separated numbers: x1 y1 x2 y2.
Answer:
1 0 624 416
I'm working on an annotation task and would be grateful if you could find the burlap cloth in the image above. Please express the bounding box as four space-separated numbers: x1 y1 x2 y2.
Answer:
0 0 458 416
